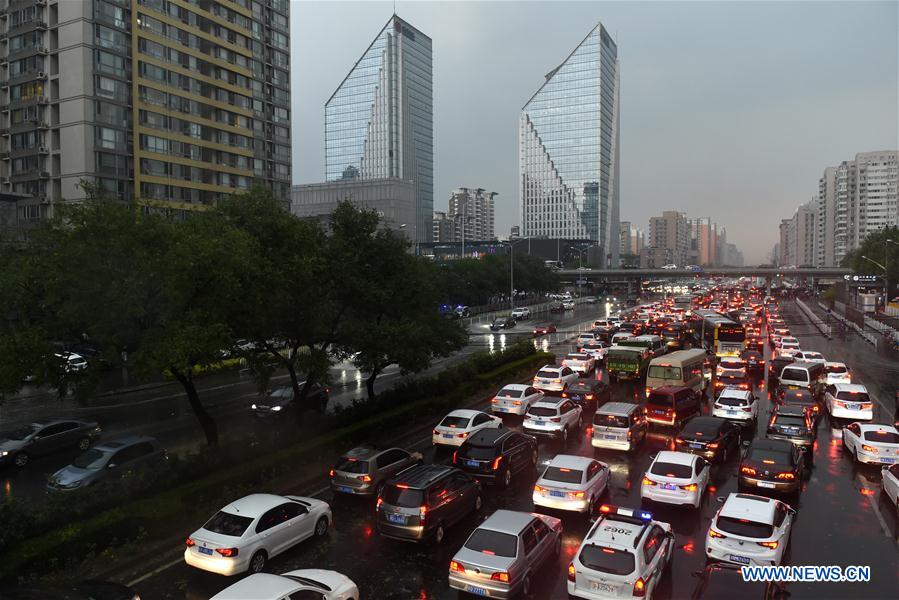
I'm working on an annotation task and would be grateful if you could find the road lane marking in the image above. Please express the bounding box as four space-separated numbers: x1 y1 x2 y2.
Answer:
855 473 893 540
127 556 184 587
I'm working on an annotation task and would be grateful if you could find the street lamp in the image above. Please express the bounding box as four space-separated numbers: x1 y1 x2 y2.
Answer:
572 244 591 298
860 255 887 308
886 238 897 303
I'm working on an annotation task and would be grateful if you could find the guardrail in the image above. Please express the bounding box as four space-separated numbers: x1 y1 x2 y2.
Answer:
796 298 831 339
463 297 595 327
819 302 878 347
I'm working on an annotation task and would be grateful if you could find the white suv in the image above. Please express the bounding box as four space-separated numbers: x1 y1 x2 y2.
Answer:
523 399 583 444
567 505 673 599
824 383 873 421
706 493 794 567
533 365 579 394
823 362 851 385
510 307 531 319
712 387 759 424
490 384 544 416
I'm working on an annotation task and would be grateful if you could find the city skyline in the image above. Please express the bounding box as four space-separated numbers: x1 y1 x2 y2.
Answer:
293 1 897 264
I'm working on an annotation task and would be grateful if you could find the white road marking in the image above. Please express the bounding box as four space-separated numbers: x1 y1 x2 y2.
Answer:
127 556 184 587
855 473 892 539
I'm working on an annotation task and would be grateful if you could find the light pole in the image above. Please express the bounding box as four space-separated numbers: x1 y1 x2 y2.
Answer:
886 238 897 304
573 245 590 298
509 238 528 310
861 255 887 309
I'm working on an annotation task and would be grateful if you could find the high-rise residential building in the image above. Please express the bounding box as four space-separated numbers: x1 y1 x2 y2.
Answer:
815 151 898 266
432 211 455 243
324 14 432 243
780 201 817 267
519 22 619 267
0 0 291 229
778 218 793 267
687 217 718 266
647 210 689 266
618 220 643 257
447 187 496 241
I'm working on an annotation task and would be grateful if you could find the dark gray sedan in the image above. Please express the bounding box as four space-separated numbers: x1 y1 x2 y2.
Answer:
48 435 167 491
0 418 101 468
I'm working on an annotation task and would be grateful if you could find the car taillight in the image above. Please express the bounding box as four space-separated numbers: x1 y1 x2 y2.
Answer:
457 432 469 439
567 562 576 582
708 442 719 449
534 485 545 494
681 484 698 492
185 537 195 547
450 560 465 573
645 387 651 397
741 406 752 412
215 547 239 557
740 466 757 475
376 497 383 510
561 392 568 398
633 577 646 597
329 469 335 477
358 474 372 482
862 444 878 453
642 476 656 486
627 430 632 440
433 428 440 435
586 394 594 400
708 529 725 539
776 472 795 480
512 400 521 406
550 417 561 422
492 456 502 471
491 572 510 583
554 379 562 383
569 491 585 498
419 505 427 521
861 403 873 410
758 541 779 549
452 451 458 464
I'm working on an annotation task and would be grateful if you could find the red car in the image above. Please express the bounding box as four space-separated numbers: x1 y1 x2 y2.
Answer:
533 322 557 337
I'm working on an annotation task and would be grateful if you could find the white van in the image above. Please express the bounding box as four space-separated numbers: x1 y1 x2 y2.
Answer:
778 361 825 395
645 349 708 397
619 334 667 358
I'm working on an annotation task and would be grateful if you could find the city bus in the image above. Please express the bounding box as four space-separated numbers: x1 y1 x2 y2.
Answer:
693 309 746 357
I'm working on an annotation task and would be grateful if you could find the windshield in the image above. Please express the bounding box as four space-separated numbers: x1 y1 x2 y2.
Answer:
716 516 773 539
537 370 559 378
464 529 518 558
72 448 110 470
836 391 870 403
381 486 425 508
650 461 693 478
864 430 899 444
0 424 38 441
647 365 682 380
826 364 848 374
780 368 808 382
718 325 745 342
497 388 523 398
747 448 791 464
439 416 471 428
568 383 597 394
578 545 635 575
717 395 748 407
334 458 369 474
542 467 583 483
203 510 254 537
772 416 808 429
594 414 629 428
529 407 558 417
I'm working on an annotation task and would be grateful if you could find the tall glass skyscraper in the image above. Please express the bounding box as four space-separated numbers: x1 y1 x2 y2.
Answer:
519 22 620 267
325 15 433 242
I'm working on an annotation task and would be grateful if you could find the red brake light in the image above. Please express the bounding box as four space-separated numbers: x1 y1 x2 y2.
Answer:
776 472 795 480
215 547 238 557
740 466 757 475
681 483 698 492
491 572 510 583
599 505 611 513
633 577 647 597
450 560 465 573
862 444 878 453
359 474 372 483
758 541 779 549
185 537 195 547
642 476 656 486
567 562 576 582
329 469 335 477
376 497 383 509
491 456 502 471
708 529 725 538
419 505 428 520
452 451 458 464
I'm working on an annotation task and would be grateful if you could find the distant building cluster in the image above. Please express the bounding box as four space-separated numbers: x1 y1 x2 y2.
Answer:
627 212 741 268
433 187 497 243
774 150 898 267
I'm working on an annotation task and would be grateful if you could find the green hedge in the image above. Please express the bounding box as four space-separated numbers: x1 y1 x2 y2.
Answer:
0 343 552 582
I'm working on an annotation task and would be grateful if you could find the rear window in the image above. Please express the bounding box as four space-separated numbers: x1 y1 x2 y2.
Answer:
543 467 583 484
440 416 471 428
864 430 899 444
578 545 635 575
715 516 774 539
826 364 848 374
334 457 369 474
747 448 791 464
381 485 425 508
529 406 558 417
780 368 808 382
497 388 523 398
647 392 673 408
650 461 693 478
836 391 870 403
464 528 518 558
772 416 807 428
460 445 498 461
594 414 629 428
567 354 587 361
647 365 682 380
682 421 720 437
203 511 254 537
568 383 596 394
717 396 747 407
537 370 560 378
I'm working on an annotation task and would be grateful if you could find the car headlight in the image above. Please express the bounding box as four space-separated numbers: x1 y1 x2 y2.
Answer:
251 403 257 409
272 405 282 412
0 451 8 457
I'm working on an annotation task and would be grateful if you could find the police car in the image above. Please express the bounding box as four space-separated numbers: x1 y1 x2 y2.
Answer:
567 505 673 599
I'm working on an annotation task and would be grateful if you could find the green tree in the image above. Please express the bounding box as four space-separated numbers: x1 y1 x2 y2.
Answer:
842 226 899 299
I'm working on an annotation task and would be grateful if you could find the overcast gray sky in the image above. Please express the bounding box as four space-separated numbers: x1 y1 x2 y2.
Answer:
291 1 898 264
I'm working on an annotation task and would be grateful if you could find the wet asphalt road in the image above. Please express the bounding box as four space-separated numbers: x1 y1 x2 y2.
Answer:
133 300 899 600
0 303 601 501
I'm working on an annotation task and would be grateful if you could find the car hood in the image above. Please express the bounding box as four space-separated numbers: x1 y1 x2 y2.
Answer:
50 464 95 486
0 439 25 452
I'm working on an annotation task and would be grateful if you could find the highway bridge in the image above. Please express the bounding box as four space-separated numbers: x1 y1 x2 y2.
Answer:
557 267 854 279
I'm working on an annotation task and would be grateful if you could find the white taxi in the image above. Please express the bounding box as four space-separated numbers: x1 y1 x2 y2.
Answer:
533 455 609 514
432 409 502 447
533 365 579 394
641 451 709 508
842 422 899 465
563 352 596 377
491 384 544 416
567 505 673 599
706 493 793 567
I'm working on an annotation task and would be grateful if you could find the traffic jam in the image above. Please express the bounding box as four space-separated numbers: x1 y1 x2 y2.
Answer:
170 288 898 600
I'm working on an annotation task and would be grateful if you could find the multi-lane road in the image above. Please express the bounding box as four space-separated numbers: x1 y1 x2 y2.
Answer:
128 300 898 599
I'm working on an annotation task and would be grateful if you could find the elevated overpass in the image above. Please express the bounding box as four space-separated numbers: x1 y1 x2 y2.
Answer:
558 267 853 279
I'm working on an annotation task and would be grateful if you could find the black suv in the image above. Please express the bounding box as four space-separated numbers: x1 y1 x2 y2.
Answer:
453 429 537 488
766 405 816 453
490 317 517 331
675 416 742 463
376 465 482 543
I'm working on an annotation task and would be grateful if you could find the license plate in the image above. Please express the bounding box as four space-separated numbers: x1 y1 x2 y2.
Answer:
198 546 213 555
604 434 617 440
882 458 895 463
661 483 677 490
846 403 860 410
337 485 353 493
757 481 775 489
535 420 546 426
466 585 488 596
730 554 750 565
549 490 565 497
570 395 582 401
466 460 479 468
496 408 508 413
443 433 454 439
689 442 703 449
387 513 406 524
727 410 738 416
591 582 615 593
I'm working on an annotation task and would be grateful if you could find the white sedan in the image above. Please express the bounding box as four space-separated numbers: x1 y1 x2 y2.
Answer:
511 307 531 319
211 569 359 600
823 361 852 385
533 454 609 514
842 422 899 465
793 350 826 364
532 365 579 393
490 384 544 416
185 494 331 576
882 464 899 510
825 383 874 421
432 409 502 447
706 493 794 566
561 352 595 376
641 451 710 508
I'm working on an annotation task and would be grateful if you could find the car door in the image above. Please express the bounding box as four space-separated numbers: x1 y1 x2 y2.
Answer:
844 423 861 452
32 423 76 455
694 458 710 490
254 506 288 555
502 434 524 473
525 387 542 409
586 461 607 498
377 449 412 481
471 413 493 433
280 501 312 548
530 518 554 567
641 525 668 592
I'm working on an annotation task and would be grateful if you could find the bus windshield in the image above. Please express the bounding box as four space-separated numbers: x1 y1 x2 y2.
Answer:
718 324 745 342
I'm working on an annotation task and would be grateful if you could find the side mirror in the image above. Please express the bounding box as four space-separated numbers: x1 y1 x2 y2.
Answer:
107 463 117 469
741 440 751 449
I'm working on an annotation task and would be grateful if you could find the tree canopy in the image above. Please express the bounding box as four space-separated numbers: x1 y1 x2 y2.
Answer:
842 225 899 299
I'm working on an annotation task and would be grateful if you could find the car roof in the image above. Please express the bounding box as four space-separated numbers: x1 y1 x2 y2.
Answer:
719 387 751 398
587 514 646 545
30 418 91 428
597 402 641 416
389 464 455 488
546 454 595 470
784 361 819 369
857 423 899 434
774 405 808 417
654 451 696 466
749 439 793 452
834 383 868 392
447 409 482 419
720 493 776 522
500 384 529 391
531 399 565 409
683 416 726 431
93 435 156 451
221 493 291 517
209 573 299 599
341 444 383 459
537 364 563 371
824 361 847 367
466 428 511 446
479 509 535 535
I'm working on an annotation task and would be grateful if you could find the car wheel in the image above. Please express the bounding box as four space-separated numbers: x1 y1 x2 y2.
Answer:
249 550 267 574
314 517 329 537
522 574 532 596
13 453 28 468
77 437 92 451
474 494 484 512
586 496 596 516
434 522 446 544
502 467 512 488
